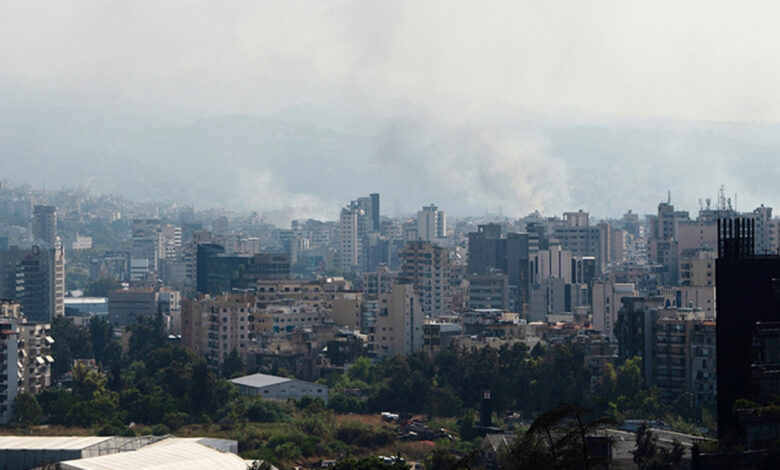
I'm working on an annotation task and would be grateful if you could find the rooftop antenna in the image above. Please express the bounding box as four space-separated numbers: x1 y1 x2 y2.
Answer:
699 199 704 211
667 190 671 204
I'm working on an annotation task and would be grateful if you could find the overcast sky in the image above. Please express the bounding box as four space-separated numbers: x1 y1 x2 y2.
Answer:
2 0 780 122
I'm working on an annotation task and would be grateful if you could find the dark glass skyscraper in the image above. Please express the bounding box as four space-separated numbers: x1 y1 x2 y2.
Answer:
716 218 780 445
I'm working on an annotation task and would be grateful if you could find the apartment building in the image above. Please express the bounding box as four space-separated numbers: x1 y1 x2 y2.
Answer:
181 293 261 367
400 241 450 317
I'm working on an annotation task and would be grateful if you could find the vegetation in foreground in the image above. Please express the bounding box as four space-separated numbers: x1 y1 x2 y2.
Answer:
3 313 711 468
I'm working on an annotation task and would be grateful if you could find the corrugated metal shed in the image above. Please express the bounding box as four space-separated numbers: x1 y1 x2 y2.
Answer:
59 441 249 470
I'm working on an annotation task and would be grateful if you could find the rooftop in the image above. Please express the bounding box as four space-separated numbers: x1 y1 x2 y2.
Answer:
230 372 293 389
60 440 248 470
0 436 114 450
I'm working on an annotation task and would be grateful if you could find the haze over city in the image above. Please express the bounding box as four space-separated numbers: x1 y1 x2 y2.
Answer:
5 2 780 469
3 1 780 222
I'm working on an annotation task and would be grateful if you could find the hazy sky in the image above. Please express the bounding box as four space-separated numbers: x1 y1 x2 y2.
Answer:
3 0 780 122
3 1 780 222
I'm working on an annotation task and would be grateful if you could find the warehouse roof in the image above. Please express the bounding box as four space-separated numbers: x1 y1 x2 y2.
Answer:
0 436 114 450
230 372 293 389
59 441 248 470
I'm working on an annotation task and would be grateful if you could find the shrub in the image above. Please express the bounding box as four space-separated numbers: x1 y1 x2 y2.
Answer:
335 422 394 448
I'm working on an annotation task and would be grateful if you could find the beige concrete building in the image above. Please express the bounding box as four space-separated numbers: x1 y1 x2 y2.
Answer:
416 204 447 241
400 241 451 317
181 293 260 367
659 285 716 319
369 281 423 358
592 281 637 341
338 206 360 272
679 248 715 287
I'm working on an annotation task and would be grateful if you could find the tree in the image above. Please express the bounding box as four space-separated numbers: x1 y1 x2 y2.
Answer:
332 457 409 470
85 277 120 297
632 423 684 470
67 362 120 426
12 392 42 426
425 448 461 470
127 314 166 361
221 349 245 378
89 317 114 365
50 317 93 380
507 404 614 470
457 409 478 442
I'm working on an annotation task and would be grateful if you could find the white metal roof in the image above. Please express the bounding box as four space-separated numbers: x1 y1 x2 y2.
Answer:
0 436 114 450
64 298 108 305
59 441 248 470
230 372 292 389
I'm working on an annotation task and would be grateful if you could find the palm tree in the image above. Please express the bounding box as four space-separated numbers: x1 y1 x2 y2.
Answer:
505 403 615 470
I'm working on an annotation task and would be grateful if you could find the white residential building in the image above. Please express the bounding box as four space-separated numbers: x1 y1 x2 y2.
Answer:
369 281 423 358
416 204 446 241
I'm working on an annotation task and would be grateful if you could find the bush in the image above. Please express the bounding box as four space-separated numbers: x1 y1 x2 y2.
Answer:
266 430 318 457
335 422 394 448
151 423 170 436
247 398 289 423
328 393 366 413
163 411 190 431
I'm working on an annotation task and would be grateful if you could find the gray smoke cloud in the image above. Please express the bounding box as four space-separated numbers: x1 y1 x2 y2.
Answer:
374 120 572 216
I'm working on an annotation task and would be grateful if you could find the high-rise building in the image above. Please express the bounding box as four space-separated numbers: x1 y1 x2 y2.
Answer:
0 300 53 424
551 211 608 272
369 281 423 358
17 321 54 394
32 205 57 248
416 204 446 241
370 193 380 232
751 205 776 254
196 244 290 295
468 269 511 311
132 219 163 274
715 217 780 444
400 241 451 317
336 195 380 273
0 245 65 322
647 201 691 285
467 224 534 311
592 281 637 342
0 313 19 424
615 299 716 405
160 224 183 260
182 293 260 367
338 205 360 273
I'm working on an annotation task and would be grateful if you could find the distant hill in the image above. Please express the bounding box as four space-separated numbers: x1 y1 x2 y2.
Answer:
2 101 779 222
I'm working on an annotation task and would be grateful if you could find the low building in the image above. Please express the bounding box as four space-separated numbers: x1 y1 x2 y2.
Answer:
0 436 240 470
108 287 180 330
423 321 462 356
230 373 328 403
60 439 246 470
64 297 109 318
